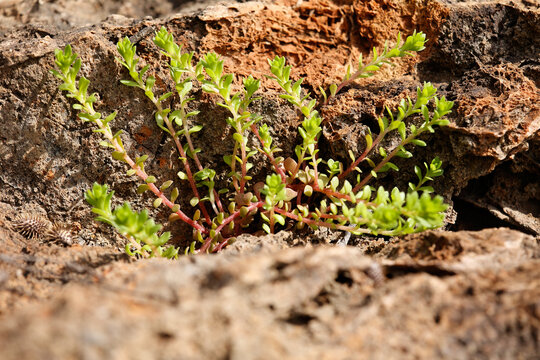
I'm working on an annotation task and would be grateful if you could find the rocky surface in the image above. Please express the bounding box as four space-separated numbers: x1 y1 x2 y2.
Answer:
0 0 539 358
0 228 538 359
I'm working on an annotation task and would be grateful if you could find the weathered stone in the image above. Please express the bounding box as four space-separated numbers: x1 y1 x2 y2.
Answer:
0 1 539 358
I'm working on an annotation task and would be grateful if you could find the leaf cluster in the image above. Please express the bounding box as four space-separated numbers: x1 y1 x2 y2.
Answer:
52 28 453 256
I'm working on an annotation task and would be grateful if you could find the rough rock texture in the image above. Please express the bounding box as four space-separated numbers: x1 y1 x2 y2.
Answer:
0 227 538 359
0 0 230 36
0 0 539 358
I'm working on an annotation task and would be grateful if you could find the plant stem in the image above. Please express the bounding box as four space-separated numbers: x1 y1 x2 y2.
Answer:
250 124 287 182
326 52 394 105
239 132 248 194
156 104 212 225
199 201 263 252
273 207 390 235
91 113 207 234
339 130 386 180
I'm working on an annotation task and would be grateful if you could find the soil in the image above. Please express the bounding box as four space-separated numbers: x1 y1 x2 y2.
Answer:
0 0 539 359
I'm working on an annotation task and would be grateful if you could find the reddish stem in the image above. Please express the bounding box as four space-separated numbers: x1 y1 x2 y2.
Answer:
273 207 358 233
250 124 287 182
353 135 415 193
199 201 264 253
180 109 224 214
239 136 248 194
96 118 207 234
339 130 386 180
163 114 212 225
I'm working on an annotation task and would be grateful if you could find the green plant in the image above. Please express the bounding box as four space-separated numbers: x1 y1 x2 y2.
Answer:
52 27 453 257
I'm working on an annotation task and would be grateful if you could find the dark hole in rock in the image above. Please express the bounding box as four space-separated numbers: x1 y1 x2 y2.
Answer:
385 265 456 279
157 331 175 340
334 269 354 287
282 312 316 326
451 197 516 232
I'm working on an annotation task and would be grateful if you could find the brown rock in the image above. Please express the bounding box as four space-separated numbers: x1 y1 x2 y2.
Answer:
0 1 539 359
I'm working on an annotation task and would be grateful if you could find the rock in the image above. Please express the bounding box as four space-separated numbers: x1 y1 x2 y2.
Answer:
0 228 538 359
0 0 539 358
0 0 538 239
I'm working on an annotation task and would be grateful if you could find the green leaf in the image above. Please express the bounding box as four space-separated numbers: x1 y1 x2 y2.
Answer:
177 171 187 180
136 155 148 165
330 83 337 96
273 214 286 226
145 76 156 90
112 151 125 161
170 187 179 202
232 132 243 144
137 184 150 194
397 122 406 140
411 139 427 147
188 125 203 134
414 165 423 181
158 92 173 103
120 79 140 87
160 180 173 190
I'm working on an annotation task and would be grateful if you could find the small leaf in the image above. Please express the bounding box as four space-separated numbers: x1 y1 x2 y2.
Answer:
136 155 149 165
330 83 337 96
145 176 156 183
365 134 373 149
137 184 149 194
232 132 243 144
120 79 140 87
158 92 173 103
160 180 173 190
414 165 422 181
273 214 285 226
190 197 199 207
397 122 406 140
171 187 179 202
112 151 125 161
153 198 163 208
188 125 203 134
365 65 380 72
411 139 427 147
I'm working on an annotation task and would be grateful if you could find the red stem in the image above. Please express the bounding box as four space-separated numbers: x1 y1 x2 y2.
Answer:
239 136 247 194
96 118 207 234
250 124 287 182
273 207 358 233
352 135 415 193
199 201 264 253
163 114 212 225
339 130 386 180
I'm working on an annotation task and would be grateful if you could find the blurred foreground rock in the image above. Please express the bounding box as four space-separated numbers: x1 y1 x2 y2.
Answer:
0 228 538 359
0 0 538 359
